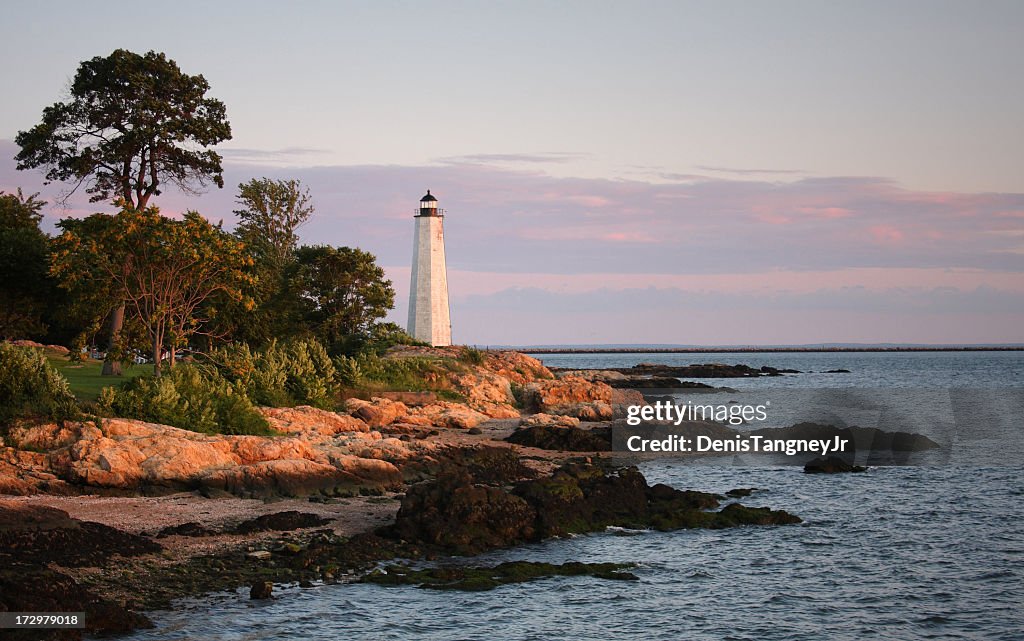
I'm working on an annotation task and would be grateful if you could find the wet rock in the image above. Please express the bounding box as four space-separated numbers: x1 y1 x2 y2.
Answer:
726 488 756 498
230 511 332 534
804 456 867 474
157 522 216 538
249 581 273 599
824 369 851 373
467 427 483 435
506 424 612 452
385 463 800 555
0 501 161 567
362 560 638 591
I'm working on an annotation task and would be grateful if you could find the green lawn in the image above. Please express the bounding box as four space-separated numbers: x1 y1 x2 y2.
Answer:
45 350 153 402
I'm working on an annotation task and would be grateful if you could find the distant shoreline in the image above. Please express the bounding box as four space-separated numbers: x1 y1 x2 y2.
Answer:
516 346 1024 354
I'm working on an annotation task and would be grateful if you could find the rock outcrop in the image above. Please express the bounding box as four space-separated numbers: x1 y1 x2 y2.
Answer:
386 463 801 555
3 417 409 497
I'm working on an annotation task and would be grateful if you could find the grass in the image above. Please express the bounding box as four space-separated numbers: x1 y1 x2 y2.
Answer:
44 349 153 402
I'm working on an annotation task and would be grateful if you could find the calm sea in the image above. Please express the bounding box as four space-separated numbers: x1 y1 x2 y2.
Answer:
123 352 1024 641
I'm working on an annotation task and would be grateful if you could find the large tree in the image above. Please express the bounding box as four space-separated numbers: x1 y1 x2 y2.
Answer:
14 48 232 374
290 245 395 350
216 178 315 345
0 190 55 340
234 178 314 270
51 205 254 377
14 49 231 208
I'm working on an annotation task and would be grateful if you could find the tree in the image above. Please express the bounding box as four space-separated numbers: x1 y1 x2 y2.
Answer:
51 205 254 377
234 178 314 270
0 190 55 340
290 245 395 350
14 49 232 374
14 49 231 208
217 178 315 345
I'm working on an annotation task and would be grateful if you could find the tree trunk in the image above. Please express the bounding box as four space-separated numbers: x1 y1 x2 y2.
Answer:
101 305 125 376
153 337 162 378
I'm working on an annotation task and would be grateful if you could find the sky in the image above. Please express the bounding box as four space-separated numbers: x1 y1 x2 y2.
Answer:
2 0 1023 345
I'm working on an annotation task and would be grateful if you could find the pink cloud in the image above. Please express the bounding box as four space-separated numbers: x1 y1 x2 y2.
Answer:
868 224 905 243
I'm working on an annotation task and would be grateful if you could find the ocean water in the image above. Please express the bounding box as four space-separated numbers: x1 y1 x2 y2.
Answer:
123 352 1024 641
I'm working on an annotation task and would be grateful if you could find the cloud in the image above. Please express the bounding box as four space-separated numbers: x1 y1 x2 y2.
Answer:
218 147 332 165
435 152 589 166
696 165 807 176
3 138 1023 343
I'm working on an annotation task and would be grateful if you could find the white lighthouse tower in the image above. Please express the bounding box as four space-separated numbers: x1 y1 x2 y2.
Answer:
407 190 452 346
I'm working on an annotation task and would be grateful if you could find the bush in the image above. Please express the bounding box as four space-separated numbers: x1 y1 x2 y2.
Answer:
459 347 487 366
211 338 338 409
99 364 270 435
0 343 79 426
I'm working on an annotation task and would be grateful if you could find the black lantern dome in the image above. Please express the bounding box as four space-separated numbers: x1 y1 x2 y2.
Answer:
418 190 441 216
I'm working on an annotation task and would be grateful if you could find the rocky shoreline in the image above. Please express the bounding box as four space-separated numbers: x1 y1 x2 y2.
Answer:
0 348 928 639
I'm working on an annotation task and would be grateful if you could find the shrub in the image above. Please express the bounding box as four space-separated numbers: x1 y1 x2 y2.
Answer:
211 338 338 409
99 364 270 435
459 346 487 366
0 343 79 426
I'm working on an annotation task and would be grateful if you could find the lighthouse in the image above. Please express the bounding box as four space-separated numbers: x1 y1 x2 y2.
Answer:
407 190 452 346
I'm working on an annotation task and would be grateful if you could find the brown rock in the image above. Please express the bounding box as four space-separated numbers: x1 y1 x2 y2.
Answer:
250 581 273 599
344 397 408 428
520 377 614 420
519 413 581 429
260 406 368 437
409 402 489 429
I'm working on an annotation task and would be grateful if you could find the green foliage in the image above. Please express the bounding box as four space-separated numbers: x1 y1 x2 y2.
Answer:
352 354 451 393
290 245 395 350
234 178 314 270
211 338 338 409
99 364 270 435
333 322 426 358
0 190 63 341
459 347 487 366
15 49 231 209
334 355 363 387
0 343 79 426
51 205 255 377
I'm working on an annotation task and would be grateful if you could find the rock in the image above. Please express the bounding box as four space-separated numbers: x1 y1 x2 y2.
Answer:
409 402 489 429
824 369 851 373
519 413 580 429
344 397 408 428
604 363 784 378
260 406 368 436
726 488 757 498
521 377 613 414
363 561 638 591
157 522 216 538
506 425 612 452
804 456 867 474
0 501 161 567
751 422 940 461
467 427 483 435
250 581 273 599
247 550 272 561
4 418 406 497
230 511 332 534
385 463 800 555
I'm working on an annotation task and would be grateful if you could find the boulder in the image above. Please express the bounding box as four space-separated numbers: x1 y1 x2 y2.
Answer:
260 406 368 437
409 402 489 429
804 456 867 474
344 397 408 428
519 413 580 429
520 377 614 420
